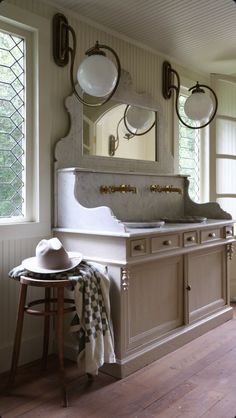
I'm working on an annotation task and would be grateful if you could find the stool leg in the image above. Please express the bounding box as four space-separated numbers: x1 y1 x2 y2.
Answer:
42 287 51 370
57 286 68 407
8 283 28 388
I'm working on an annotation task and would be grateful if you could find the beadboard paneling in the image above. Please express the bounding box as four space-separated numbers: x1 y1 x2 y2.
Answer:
47 0 236 75
0 236 50 373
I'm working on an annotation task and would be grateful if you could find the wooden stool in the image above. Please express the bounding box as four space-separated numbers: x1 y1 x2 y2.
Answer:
8 275 76 407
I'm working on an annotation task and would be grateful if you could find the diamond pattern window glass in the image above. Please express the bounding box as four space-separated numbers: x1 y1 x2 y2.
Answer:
0 30 25 218
178 94 200 203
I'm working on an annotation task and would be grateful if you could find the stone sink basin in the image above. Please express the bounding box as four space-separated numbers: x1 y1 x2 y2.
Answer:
123 221 165 228
161 216 207 223
123 216 207 229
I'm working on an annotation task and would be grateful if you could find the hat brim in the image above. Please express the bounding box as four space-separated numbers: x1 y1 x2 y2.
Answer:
22 252 83 274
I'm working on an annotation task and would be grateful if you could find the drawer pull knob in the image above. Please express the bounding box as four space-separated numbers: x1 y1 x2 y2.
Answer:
134 244 145 251
209 232 216 238
187 236 195 242
227 230 232 235
186 285 192 291
163 240 172 246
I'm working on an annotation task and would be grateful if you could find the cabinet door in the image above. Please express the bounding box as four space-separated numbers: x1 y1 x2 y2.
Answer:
186 246 227 323
126 255 184 352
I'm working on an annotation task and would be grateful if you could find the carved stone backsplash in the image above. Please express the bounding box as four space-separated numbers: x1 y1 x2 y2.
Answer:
73 170 184 222
55 168 231 233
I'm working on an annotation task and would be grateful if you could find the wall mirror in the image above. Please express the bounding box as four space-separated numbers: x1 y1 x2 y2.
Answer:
55 70 173 173
83 99 157 161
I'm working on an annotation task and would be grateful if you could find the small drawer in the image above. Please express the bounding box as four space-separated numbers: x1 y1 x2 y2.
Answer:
184 231 198 247
225 226 234 239
130 239 148 257
201 228 221 243
151 234 181 253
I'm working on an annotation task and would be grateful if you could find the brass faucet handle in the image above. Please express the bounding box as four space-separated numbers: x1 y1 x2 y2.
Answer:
100 184 137 194
126 184 137 193
120 184 127 193
150 184 182 194
150 184 160 192
119 184 137 193
100 185 110 194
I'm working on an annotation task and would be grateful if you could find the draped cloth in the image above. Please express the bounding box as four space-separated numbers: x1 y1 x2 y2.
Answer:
69 262 116 375
9 261 116 375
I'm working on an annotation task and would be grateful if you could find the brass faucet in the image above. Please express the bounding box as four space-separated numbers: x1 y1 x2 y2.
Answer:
100 184 137 194
150 184 182 194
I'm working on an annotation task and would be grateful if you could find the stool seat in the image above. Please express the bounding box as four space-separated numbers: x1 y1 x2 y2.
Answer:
8 274 78 407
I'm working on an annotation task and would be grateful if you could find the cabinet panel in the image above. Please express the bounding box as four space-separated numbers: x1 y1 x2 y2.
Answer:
186 246 226 323
127 256 183 351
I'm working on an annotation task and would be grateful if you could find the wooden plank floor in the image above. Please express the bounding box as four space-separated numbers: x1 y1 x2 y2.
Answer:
1 306 236 418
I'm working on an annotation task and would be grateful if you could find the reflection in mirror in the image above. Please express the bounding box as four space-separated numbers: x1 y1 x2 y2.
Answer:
83 100 157 161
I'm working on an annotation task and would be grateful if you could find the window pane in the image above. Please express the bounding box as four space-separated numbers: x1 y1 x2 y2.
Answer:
0 30 25 218
178 94 200 202
216 119 236 156
216 159 236 194
217 79 236 118
217 198 236 220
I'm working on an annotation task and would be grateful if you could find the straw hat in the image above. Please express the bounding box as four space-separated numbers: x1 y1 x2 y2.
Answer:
22 238 83 274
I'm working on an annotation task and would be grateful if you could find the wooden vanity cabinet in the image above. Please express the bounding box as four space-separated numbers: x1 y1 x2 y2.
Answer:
124 245 228 354
55 221 234 379
54 88 235 380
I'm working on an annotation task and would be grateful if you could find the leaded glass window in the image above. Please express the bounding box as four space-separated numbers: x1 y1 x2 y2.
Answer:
0 29 25 218
178 94 200 202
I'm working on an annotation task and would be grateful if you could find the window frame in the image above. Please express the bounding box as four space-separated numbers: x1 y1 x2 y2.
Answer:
0 3 51 239
0 20 33 221
174 85 209 204
210 73 236 218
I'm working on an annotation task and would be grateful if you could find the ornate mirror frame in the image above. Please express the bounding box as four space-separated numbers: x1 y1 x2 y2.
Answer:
55 70 174 172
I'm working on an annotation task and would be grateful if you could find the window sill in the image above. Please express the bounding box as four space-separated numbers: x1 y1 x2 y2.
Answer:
0 220 51 240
